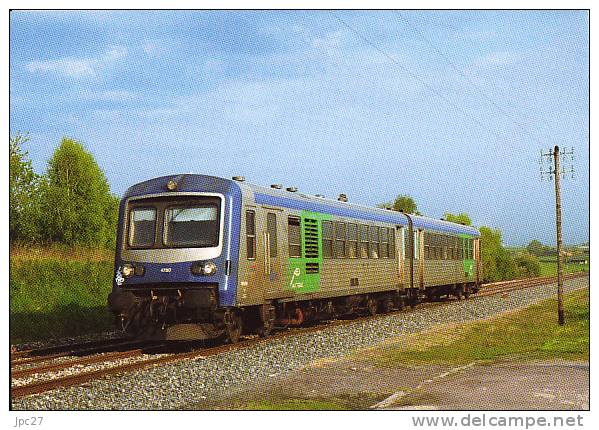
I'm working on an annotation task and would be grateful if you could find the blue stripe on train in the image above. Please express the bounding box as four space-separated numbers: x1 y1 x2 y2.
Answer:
253 193 478 236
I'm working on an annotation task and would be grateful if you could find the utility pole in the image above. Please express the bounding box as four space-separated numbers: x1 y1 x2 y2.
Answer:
540 146 574 325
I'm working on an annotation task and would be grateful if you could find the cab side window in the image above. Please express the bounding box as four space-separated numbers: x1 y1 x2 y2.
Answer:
267 212 277 257
246 210 256 260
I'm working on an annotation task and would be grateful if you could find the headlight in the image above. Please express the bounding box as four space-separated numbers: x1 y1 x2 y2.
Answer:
122 264 135 278
191 261 217 276
202 262 217 275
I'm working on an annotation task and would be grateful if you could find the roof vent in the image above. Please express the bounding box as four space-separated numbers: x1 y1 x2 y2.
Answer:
232 176 245 182
337 193 348 202
286 187 298 192
270 184 282 189
315 194 325 198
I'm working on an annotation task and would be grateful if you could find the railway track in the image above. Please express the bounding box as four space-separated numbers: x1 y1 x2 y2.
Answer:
11 272 587 399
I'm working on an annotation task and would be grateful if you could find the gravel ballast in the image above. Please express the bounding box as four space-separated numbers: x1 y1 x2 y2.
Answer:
12 276 588 410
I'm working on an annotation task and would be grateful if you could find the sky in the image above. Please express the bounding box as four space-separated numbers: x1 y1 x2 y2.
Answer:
9 10 589 246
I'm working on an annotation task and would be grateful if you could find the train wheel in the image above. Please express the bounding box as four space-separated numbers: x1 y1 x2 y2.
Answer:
455 285 464 301
379 296 393 314
395 293 405 311
464 285 471 300
225 311 243 344
366 296 378 316
407 290 419 308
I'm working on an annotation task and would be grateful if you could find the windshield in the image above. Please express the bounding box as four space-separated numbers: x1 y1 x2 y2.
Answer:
164 205 219 247
126 196 221 249
128 208 156 248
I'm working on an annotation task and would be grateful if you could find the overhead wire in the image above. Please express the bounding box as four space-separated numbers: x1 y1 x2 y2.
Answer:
327 11 518 143
392 10 545 146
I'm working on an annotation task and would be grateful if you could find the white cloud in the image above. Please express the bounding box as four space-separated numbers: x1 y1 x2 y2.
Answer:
142 40 165 58
311 30 347 50
474 51 522 67
27 57 95 78
454 29 497 42
26 45 127 78
79 89 138 102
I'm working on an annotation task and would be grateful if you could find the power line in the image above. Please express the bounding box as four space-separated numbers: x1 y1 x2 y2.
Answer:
328 11 507 142
393 11 545 146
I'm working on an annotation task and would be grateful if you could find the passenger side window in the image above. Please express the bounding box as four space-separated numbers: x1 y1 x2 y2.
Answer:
369 226 379 259
360 225 369 258
267 212 277 258
335 222 346 258
288 217 301 258
380 227 389 258
246 210 256 260
442 235 448 260
389 228 395 259
322 221 333 259
347 223 358 258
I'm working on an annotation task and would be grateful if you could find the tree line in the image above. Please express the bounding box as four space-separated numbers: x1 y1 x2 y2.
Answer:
10 133 119 249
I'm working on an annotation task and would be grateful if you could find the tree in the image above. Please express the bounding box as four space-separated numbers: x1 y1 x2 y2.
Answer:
443 212 472 226
9 133 40 242
526 239 555 257
479 226 516 282
39 137 119 248
526 240 545 256
378 194 420 214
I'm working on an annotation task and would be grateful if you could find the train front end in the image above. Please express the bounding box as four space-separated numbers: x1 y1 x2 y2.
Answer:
108 174 242 341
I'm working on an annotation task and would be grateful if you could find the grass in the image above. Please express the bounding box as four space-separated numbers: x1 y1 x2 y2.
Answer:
366 288 589 367
10 243 114 263
240 398 349 410
538 260 589 277
10 249 115 343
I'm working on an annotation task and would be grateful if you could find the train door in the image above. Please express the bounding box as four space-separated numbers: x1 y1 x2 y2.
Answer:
260 208 284 295
396 226 404 287
474 238 481 285
417 229 424 289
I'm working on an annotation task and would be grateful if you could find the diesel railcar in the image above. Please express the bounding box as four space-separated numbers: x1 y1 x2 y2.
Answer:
108 174 481 342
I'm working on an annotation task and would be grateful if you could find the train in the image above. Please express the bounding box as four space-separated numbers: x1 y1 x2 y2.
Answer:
108 174 481 342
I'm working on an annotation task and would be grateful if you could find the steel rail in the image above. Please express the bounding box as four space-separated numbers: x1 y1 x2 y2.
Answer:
11 337 132 360
11 343 168 379
11 340 146 367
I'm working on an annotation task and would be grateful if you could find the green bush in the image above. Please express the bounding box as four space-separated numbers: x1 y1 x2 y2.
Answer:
10 258 115 343
480 226 517 282
514 252 541 278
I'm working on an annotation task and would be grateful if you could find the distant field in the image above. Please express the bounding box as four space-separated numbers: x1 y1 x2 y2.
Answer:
10 245 115 343
538 259 589 277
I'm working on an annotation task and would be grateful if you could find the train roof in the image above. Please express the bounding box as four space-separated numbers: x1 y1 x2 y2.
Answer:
123 174 479 237
241 181 480 238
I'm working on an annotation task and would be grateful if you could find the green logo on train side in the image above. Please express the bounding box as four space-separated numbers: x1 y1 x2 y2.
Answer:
286 210 331 294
